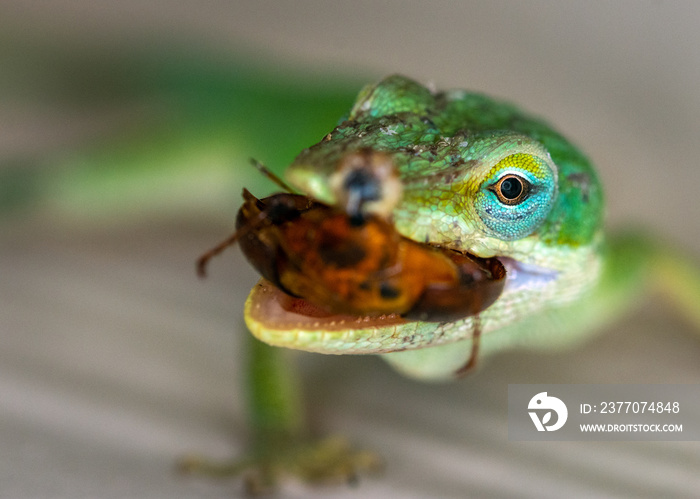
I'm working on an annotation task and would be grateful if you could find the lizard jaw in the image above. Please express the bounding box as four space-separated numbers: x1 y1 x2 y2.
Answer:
241 254 572 355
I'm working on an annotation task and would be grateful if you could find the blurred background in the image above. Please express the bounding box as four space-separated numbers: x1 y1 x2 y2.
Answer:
1 1 699 497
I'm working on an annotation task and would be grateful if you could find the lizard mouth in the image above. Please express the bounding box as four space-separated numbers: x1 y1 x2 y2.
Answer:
245 278 409 333
244 256 559 334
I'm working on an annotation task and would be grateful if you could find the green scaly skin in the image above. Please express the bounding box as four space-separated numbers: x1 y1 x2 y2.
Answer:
235 75 700 489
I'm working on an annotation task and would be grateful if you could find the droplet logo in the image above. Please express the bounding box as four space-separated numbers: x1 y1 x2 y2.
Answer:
528 392 568 431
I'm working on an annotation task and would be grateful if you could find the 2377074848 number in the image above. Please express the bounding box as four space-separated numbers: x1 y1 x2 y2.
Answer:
596 402 680 414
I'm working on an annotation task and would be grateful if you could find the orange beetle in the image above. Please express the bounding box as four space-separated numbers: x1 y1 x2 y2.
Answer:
198 189 506 323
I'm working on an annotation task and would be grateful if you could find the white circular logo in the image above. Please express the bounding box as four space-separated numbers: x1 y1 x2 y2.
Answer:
528 392 568 431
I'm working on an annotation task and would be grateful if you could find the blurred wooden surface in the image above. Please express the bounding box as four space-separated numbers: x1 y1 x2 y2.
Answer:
1 219 699 498
1 2 700 497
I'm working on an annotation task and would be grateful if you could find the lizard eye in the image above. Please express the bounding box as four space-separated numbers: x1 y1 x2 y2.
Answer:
490 174 531 205
474 153 557 240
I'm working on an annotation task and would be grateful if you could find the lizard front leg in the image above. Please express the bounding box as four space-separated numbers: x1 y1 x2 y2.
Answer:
180 335 381 495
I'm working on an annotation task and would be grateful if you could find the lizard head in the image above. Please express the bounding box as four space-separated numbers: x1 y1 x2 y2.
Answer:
286 75 603 262
244 75 605 367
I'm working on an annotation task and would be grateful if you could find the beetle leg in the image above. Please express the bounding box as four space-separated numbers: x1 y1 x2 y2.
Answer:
454 316 481 377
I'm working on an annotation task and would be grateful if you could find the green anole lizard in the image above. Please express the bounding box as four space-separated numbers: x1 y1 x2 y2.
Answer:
193 75 700 493
6 29 698 498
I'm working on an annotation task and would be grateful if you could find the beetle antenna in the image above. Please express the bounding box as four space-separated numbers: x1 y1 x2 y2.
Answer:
250 158 297 194
196 194 269 278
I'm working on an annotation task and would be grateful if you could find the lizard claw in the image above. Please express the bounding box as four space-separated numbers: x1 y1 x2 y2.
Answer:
177 436 383 495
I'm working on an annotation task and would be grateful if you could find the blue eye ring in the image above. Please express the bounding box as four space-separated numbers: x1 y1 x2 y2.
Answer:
473 151 557 241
